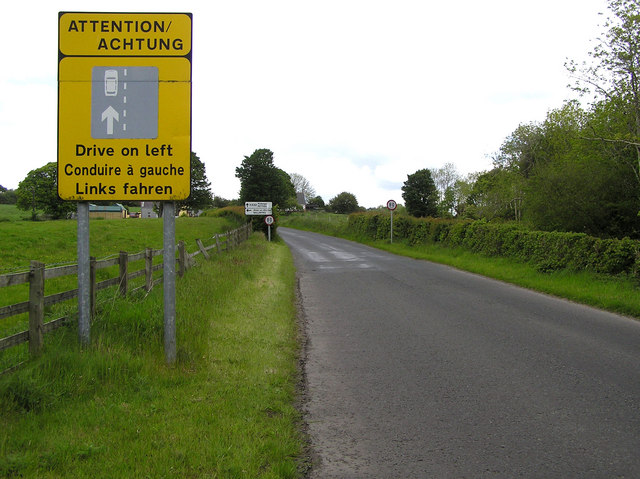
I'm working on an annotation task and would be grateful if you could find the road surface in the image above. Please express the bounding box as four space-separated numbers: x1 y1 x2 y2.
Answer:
279 227 640 478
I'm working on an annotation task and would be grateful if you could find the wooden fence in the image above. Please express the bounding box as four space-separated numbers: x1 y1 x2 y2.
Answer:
0 222 252 364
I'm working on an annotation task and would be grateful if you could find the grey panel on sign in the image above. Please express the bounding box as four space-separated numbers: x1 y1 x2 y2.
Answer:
91 66 158 139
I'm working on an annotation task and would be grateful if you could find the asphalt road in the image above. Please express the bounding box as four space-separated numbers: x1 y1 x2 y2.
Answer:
279 227 640 479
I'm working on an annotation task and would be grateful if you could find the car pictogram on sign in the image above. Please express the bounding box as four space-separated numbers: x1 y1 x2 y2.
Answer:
104 69 118 96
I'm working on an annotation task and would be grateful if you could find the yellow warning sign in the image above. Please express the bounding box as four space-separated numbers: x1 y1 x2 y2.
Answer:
57 12 192 201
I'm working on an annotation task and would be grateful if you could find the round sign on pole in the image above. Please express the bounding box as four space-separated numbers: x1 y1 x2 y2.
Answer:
387 199 397 211
265 215 275 225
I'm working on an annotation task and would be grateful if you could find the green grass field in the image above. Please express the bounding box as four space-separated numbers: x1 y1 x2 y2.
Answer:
0 204 28 222
0 205 241 332
0 229 304 477
0 205 240 273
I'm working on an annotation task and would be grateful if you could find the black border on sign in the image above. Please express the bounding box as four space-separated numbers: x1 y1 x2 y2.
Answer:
57 12 193 202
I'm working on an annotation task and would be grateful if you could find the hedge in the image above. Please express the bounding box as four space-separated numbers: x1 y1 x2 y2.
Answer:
347 213 640 277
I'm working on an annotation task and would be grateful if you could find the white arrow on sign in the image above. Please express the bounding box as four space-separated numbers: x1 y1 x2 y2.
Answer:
101 106 119 135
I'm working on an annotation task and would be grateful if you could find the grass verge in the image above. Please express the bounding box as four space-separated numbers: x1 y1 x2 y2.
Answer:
0 234 304 478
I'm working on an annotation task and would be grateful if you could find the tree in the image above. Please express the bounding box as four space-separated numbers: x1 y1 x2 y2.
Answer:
431 163 460 217
487 99 640 236
327 192 359 214
289 173 316 202
276 168 298 210
176 151 213 213
466 169 525 221
212 196 232 208
401 169 438 218
235 149 296 207
493 122 547 177
16 162 75 220
431 163 459 201
524 149 640 237
0 185 17 205
307 195 325 210
449 175 476 218
521 102 640 237
566 0 640 183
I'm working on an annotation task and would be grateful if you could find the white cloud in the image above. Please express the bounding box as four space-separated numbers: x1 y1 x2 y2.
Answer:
1 0 606 207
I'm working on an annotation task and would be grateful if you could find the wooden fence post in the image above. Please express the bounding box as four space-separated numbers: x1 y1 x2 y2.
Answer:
178 241 186 276
196 239 210 260
119 251 128 297
215 234 221 255
90 257 97 319
28 260 44 356
145 248 153 292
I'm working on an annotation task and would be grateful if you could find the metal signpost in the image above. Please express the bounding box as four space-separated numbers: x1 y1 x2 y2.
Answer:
265 215 275 242
387 199 397 243
58 12 192 363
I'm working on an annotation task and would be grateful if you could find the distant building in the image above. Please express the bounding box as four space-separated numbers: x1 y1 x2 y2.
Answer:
89 203 127 219
296 192 307 211
140 201 158 218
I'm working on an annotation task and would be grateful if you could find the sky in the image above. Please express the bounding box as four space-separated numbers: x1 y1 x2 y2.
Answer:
1 0 608 208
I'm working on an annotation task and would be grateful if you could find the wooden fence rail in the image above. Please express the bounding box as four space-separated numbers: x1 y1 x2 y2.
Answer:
0 222 252 361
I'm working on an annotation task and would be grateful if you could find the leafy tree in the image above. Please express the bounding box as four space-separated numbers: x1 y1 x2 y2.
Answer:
493 122 547 177
307 195 325 210
465 169 524 221
489 99 640 236
566 0 640 183
449 175 476 218
401 169 438 218
176 151 213 213
0 185 17 205
525 150 640 237
212 196 232 208
522 102 640 237
327 192 359 214
235 149 296 237
438 187 457 218
431 163 460 217
431 163 459 200
235 149 296 207
276 168 298 210
16 162 75 220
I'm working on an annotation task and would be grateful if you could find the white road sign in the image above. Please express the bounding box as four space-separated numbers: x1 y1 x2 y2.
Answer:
245 202 272 215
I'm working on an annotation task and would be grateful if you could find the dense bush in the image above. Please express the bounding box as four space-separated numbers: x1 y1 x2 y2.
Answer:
200 206 246 224
347 213 640 277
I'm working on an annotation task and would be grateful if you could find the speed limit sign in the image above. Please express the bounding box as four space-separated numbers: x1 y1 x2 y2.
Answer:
264 215 275 242
387 199 397 211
